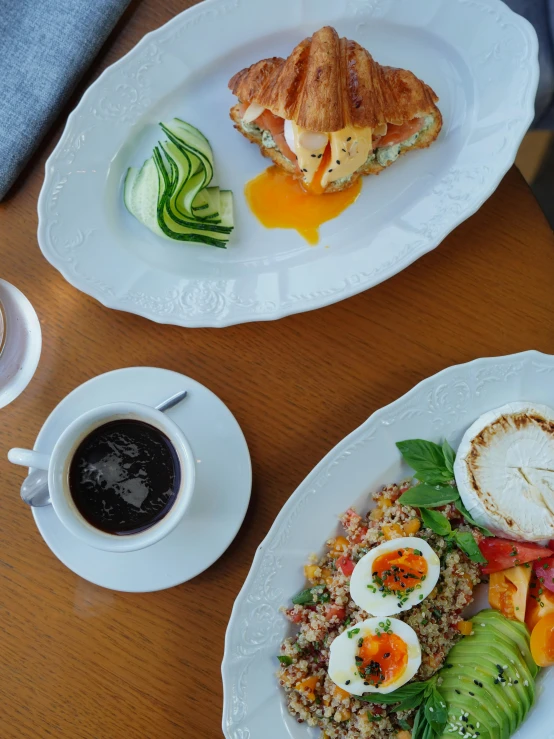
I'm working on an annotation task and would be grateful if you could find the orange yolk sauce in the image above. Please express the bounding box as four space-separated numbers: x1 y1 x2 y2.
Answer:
244 155 362 246
357 632 408 687
372 548 428 593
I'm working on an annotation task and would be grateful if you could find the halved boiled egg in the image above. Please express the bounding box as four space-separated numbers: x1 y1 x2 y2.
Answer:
328 617 421 695
350 537 440 617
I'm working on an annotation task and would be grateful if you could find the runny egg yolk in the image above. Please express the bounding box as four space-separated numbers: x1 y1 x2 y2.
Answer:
358 632 408 687
244 155 361 245
373 548 428 592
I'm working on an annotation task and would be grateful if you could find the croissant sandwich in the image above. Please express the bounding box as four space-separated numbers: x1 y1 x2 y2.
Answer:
229 26 442 194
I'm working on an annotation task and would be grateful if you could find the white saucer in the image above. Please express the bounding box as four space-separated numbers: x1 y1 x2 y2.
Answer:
30 367 252 592
0 279 42 409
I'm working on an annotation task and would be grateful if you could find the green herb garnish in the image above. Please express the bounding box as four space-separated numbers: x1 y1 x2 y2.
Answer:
419 509 486 563
356 675 447 737
291 585 330 605
397 438 492 537
277 655 292 665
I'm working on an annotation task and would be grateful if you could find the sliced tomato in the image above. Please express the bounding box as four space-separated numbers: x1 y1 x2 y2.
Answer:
379 118 423 147
336 555 355 577
324 604 346 622
533 557 554 593
352 526 368 544
479 538 552 574
286 608 305 624
530 612 554 667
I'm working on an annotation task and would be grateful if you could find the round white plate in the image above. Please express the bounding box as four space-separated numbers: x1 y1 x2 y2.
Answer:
222 350 554 739
29 367 251 592
0 279 42 409
37 0 538 327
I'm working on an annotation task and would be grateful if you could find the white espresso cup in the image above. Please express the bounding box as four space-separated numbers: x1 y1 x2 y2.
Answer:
8 402 196 553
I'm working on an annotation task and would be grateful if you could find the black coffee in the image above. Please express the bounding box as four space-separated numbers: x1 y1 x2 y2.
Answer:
68 419 180 535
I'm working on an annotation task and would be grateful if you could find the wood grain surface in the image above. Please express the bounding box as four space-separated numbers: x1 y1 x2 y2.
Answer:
1 1 553 737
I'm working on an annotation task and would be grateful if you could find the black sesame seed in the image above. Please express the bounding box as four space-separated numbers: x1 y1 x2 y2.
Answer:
302 168 307 172
462 716 468 723
328 169 333 173
383 653 390 658
473 680 479 686
514 680 519 684
345 680 350 685
455 689 461 695
469 691 474 696
318 154 322 158
311 154 316 157
347 137 352 141
342 148 346 152
336 160 340 165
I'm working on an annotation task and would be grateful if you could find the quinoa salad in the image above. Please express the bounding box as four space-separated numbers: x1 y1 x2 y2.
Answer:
277 482 483 739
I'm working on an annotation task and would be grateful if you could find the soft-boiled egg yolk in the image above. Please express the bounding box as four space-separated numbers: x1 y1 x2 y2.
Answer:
328 617 421 695
244 164 361 245
372 548 428 592
349 537 440 617
358 632 408 687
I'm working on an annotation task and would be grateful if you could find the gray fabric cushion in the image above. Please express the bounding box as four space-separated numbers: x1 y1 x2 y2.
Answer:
0 0 131 200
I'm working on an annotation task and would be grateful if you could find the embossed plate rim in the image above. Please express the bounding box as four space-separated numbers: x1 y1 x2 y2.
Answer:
222 350 554 738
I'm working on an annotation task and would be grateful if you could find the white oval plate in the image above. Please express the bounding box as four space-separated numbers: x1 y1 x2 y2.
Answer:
222 350 554 738
38 0 538 327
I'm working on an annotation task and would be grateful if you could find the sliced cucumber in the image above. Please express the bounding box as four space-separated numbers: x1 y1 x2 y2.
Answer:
124 118 234 248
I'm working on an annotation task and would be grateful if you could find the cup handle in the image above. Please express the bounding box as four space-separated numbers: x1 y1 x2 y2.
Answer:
8 448 51 470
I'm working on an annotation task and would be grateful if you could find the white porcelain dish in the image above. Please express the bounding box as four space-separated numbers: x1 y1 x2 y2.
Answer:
37 0 538 327
222 350 554 739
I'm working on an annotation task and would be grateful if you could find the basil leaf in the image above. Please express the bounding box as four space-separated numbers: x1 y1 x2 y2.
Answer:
277 655 293 665
399 484 460 508
454 499 493 536
396 439 453 484
424 687 448 733
355 681 427 705
422 723 436 739
420 508 452 537
442 440 456 475
411 706 426 739
396 691 428 711
454 531 487 563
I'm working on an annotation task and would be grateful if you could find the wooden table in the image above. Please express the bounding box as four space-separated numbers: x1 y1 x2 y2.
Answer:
1 2 553 737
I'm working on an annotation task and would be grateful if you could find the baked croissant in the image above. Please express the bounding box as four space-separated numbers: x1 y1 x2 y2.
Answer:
229 26 442 194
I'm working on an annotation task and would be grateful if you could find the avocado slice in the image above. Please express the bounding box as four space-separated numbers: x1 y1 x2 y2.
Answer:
440 665 512 738
444 642 525 731
437 610 539 739
473 610 538 678
465 629 536 706
438 690 496 739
